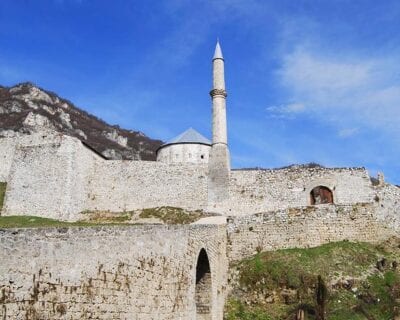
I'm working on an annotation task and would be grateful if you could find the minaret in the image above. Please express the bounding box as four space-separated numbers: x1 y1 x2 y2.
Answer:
211 41 228 146
208 40 230 206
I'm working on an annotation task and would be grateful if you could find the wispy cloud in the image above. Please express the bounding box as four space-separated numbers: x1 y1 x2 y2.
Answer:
338 127 359 138
275 48 400 133
149 0 267 69
266 102 305 119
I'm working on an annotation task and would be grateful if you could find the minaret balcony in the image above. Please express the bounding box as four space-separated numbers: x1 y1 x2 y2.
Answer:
209 88 227 98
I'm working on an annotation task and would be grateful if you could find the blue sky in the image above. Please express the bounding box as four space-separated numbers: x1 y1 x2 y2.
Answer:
1 1 400 183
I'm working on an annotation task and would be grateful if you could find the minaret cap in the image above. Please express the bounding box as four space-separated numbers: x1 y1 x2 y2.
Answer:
213 40 224 60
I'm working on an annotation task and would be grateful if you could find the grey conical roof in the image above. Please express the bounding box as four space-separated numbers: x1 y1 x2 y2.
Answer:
213 40 224 60
165 128 211 145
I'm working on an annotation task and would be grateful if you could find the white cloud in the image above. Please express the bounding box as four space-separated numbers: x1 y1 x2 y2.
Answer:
281 52 374 96
266 102 305 119
338 127 359 138
276 48 400 132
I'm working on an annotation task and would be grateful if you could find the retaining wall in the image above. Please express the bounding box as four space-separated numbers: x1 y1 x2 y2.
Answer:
0 224 228 320
226 203 396 261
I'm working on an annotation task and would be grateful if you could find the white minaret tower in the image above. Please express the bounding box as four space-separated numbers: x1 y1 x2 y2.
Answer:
208 40 230 206
211 40 228 146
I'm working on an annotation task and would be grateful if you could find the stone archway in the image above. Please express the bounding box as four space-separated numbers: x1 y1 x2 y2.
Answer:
310 186 333 205
195 248 212 319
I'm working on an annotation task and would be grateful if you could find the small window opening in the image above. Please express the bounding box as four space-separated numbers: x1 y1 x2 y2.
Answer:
200 155 204 159
310 186 333 205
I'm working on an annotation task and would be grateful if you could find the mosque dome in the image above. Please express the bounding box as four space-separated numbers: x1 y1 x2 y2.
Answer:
156 128 211 164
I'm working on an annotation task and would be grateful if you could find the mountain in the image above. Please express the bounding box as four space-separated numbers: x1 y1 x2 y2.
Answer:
0 82 163 160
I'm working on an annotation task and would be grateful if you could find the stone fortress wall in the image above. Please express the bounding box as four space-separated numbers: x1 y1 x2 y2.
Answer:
226 167 374 215
0 134 378 220
0 138 16 182
1 134 400 319
0 133 67 182
1 205 399 320
1 134 211 220
86 159 209 214
375 183 400 230
226 201 395 262
0 224 228 320
1 134 101 221
1 41 400 319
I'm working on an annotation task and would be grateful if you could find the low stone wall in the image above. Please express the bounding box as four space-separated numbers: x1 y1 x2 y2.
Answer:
0 224 228 320
226 203 396 262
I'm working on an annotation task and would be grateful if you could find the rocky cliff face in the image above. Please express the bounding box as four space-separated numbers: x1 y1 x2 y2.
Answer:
0 82 163 160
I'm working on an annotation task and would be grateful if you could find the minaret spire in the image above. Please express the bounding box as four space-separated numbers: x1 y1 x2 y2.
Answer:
213 40 224 60
208 40 230 207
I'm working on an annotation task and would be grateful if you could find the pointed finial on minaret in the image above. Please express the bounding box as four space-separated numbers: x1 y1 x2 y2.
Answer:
213 39 224 60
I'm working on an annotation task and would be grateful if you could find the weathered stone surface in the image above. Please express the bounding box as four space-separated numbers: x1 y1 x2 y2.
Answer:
208 145 230 207
2 41 400 320
0 224 228 320
227 166 375 215
0 134 388 221
226 203 398 261
1 134 400 319
1 134 100 221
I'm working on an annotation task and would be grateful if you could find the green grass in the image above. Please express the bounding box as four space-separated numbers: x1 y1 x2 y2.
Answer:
225 299 273 320
80 210 133 223
0 182 6 211
139 206 204 224
226 240 400 319
0 215 131 228
238 241 382 293
0 206 205 228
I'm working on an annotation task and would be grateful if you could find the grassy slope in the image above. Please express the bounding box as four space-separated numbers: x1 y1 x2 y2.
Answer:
226 240 400 320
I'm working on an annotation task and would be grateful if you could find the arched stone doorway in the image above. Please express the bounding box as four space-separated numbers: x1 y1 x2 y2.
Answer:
195 248 212 319
310 186 333 205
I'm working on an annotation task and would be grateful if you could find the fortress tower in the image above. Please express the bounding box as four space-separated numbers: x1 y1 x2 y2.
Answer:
208 40 231 206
